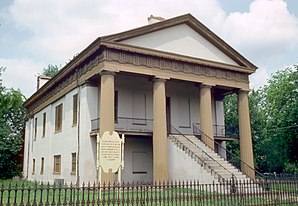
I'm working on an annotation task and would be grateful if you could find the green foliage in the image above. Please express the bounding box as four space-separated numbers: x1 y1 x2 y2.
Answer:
0 120 23 178
42 64 60 78
224 65 298 173
0 80 26 179
262 66 298 172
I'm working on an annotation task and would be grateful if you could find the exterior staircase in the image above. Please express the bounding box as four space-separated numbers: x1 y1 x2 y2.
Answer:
168 134 251 183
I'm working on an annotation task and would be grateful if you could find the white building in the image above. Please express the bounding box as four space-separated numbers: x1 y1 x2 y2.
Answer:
23 14 257 185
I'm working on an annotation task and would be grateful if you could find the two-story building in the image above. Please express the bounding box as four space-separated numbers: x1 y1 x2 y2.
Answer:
23 14 257 185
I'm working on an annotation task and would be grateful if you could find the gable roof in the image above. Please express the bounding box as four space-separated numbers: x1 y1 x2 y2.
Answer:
101 13 257 71
24 13 256 111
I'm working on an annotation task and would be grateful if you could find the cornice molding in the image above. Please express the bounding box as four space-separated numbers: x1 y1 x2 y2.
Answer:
26 52 105 114
25 46 249 114
104 47 249 83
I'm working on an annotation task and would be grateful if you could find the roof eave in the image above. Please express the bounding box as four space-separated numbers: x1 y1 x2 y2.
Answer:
102 13 257 71
23 37 104 109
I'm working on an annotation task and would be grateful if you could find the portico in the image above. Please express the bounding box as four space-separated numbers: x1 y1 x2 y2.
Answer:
23 14 257 184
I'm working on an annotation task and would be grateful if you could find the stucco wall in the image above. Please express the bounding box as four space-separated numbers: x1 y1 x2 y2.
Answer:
121 24 239 66
24 87 86 184
168 139 218 184
77 85 98 183
23 77 225 184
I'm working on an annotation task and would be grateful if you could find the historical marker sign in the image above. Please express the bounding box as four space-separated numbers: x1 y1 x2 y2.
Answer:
99 131 122 173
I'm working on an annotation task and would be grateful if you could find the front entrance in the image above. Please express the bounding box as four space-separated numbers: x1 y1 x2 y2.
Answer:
122 135 153 183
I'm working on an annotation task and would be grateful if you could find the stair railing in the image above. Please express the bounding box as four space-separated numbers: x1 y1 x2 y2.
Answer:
192 123 264 179
169 125 236 182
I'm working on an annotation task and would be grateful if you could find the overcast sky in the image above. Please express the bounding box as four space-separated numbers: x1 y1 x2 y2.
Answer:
1 0 298 97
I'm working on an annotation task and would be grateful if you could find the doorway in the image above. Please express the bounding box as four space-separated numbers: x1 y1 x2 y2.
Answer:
122 135 153 183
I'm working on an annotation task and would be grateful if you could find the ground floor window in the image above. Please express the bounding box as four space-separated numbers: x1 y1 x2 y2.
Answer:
40 157 44 174
53 155 61 173
71 153 76 175
32 159 35 174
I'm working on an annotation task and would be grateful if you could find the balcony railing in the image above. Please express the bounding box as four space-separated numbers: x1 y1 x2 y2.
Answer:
91 118 238 139
91 117 153 133
193 123 239 139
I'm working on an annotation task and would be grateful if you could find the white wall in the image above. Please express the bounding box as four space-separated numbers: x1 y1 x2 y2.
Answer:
23 118 33 178
78 85 98 183
121 24 239 66
23 75 226 184
168 139 219 183
24 86 94 184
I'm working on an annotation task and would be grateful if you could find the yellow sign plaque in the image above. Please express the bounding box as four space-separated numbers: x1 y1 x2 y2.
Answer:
99 131 122 173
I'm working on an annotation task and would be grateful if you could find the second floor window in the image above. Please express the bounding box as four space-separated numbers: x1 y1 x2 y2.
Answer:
34 117 37 140
55 104 63 132
42 113 46 137
72 94 78 126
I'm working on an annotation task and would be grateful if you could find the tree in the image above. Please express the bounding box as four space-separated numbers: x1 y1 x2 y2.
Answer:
262 66 298 173
0 75 26 179
42 64 60 78
224 90 265 171
0 120 24 178
224 65 298 173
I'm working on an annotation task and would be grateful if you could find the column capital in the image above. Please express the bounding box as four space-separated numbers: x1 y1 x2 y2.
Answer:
237 89 251 94
153 77 167 83
200 83 215 89
100 71 116 76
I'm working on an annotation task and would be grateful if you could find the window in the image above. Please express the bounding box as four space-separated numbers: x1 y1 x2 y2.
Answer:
71 153 76 174
132 93 146 125
179 99 191 128
42 113 46 137
72 94 78 125
34 117 37 140
132 152 148 174
32 159 35 174
114 91 118 123
40 157 44 174
55 104 63 132
53 155 61 173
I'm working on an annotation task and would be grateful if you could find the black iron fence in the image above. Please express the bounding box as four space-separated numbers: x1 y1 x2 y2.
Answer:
1 178 297 205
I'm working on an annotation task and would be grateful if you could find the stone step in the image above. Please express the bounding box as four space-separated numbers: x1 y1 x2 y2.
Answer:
169 134 254 183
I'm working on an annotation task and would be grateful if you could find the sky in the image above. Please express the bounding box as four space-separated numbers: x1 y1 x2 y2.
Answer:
0 0 298 97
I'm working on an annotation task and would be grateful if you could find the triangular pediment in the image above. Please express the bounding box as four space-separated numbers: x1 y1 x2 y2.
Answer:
102 14 257 71
120 24 238 66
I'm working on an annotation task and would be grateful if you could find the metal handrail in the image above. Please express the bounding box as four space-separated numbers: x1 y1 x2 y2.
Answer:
192 123 265 179
91 117 153 132
193 123 239 139
170 125 236 181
